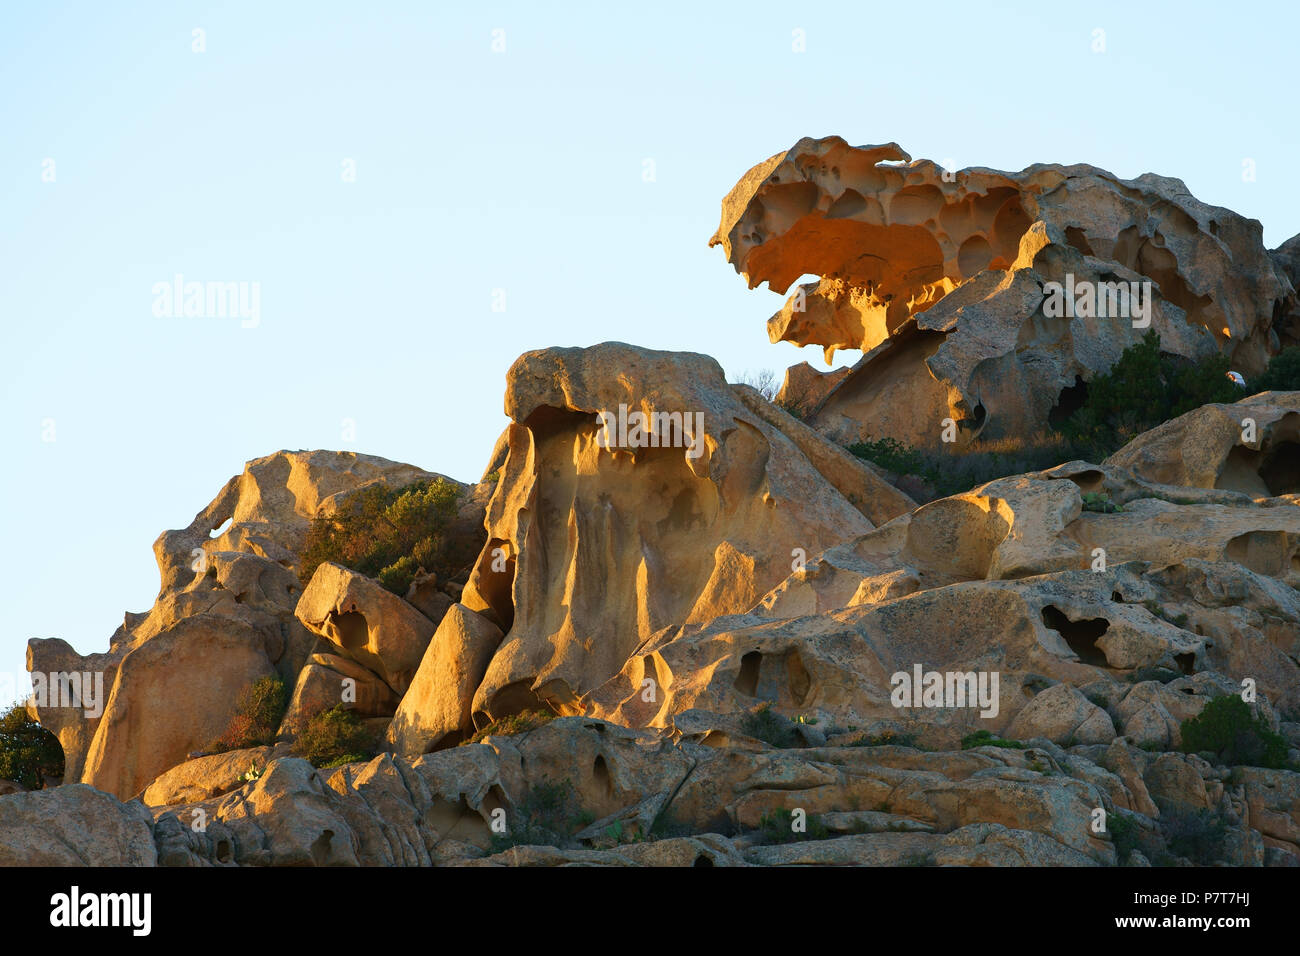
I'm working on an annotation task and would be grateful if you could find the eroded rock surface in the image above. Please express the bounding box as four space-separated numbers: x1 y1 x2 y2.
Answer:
27 451 483 798
458 342 914 723
712 136 1298 449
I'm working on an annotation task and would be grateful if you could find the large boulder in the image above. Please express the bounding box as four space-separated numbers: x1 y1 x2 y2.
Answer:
711 136 1296 449
281 652 401 731
1104 391 1300 498
0 784 157 866
295 563 437 696
142 746 276 807
80 616 277 800
27 450 460 787
459 342 914 724
386 604 503 755
583 443 1300 729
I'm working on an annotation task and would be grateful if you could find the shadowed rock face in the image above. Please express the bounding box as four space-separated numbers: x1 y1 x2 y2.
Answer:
712 136 1298 449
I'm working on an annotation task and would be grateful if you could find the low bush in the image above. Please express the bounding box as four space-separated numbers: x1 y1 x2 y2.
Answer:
489 779 588 852
1106 811 1142 862
758 808 830 844
1081 492 1122 513
293 705 376 768
1250 345 1300 392
1179 695 1288 769
1058 330 1240 458
299 478 466 595
846 332 1255 503
1160 806 1230 865
960 729 1027 751
0 702 64 790
210 675 288 752
847 431 1089 501
461 709 556 746
740 703 802 749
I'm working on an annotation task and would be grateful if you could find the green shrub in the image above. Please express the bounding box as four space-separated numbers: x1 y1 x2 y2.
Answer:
758 808 829 844
1081 492 1122 513
293 705 376 768
1160 806 1230 865
1059 330 1239 458
960 729 1027 750
300 478 466 595
1141 600 1189 629
0 702 64 790
846 436 928 478
1250 345 1300 392
740 703 802 749
489 779 587 852
461 709 556 746
847 431 1090 501
1179 695 1288 769
843 334 1254 503
1106 811 1141 862
211 675 288 752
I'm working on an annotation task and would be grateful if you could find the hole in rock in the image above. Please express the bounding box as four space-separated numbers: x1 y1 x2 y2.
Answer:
734 651 762 697
826 189 868 219
957 234 993 278
1049 376 1089 429
470 538 515 633
425 795 484 844
785 648 811 705
481 681 548 727
592 755 613 797
310 829 334 866
1175 653 1196 676
215 839 232 864
1216 445 1267 496
209 517 233 538
1226 530 1289 577
1260 441 1300 496
1061 469 1105 495
331 611 369 652
1064 227 1095 255
1110 591 1124 603
482 786 507 820
1041 605 1110 667
693 855 714 867
427 729 465 752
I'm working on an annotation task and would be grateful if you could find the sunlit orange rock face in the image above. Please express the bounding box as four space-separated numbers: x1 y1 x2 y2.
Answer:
712 136 1298 449
458 342 915 725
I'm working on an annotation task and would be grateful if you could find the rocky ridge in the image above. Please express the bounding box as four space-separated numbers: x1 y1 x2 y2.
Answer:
6 138 1300 868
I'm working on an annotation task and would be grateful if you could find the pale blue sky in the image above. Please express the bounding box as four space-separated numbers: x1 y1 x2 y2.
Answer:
3 0 1296 693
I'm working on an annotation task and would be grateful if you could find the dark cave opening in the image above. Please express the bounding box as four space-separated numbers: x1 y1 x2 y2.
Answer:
1041 605 1110 667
